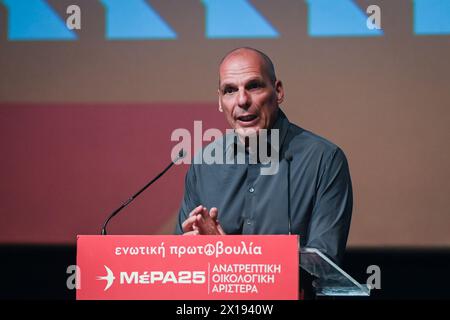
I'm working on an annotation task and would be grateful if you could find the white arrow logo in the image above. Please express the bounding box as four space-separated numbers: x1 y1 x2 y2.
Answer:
96 265 116 291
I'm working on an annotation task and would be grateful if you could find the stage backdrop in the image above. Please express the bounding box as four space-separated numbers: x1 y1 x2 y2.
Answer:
0 0 449 247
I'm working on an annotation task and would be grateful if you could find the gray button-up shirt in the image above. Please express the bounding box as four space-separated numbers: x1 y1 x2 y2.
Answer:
175 109 352 264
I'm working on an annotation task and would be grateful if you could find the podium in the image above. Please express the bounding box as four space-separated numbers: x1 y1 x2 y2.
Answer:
76 235 299 300
300 248 370 298
76 235 369 300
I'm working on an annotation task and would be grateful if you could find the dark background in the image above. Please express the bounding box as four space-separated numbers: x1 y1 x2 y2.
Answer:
2 245 450 299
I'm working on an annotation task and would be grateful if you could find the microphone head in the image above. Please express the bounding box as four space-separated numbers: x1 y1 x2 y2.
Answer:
285 152 293 162
177 149 186 160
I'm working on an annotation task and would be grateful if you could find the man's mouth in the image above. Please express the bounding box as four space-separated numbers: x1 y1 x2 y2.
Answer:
237 114 258 122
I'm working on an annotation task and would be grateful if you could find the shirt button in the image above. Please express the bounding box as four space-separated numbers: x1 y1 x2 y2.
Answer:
246 219 252 225
249 187 255 193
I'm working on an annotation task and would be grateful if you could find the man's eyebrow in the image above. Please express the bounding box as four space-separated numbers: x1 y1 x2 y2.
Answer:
246 78 265 85
219 82 236 90
220 77 265 89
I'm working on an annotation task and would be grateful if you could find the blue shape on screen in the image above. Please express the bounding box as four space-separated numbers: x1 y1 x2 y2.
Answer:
202 0 279 38
414 0 450 35
1 0 77 40
305 0 383 37
100 0 176 40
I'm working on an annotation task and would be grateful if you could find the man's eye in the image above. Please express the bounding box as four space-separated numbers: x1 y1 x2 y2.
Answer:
248 82 263 90
223 87 236 94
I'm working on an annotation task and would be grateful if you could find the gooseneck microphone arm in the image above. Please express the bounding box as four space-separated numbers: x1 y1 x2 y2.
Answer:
285 152 293 235
101 149 186 235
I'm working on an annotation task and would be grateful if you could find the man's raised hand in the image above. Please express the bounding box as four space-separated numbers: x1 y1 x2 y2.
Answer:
182 205 225 235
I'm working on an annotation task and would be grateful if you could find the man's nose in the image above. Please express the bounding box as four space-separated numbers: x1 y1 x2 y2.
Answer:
237 89 251 108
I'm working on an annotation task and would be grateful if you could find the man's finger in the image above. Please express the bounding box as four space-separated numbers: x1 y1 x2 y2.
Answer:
209 207 219 220
182 215 198 232
216 223 226 235
189 205 204 217
200 206 209 218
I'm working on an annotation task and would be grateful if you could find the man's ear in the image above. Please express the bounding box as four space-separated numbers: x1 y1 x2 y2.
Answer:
218 89 223 112
275 80 284 104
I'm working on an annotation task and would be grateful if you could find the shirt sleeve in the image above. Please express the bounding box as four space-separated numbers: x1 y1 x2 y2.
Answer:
174 164 200 234
305 147 353 265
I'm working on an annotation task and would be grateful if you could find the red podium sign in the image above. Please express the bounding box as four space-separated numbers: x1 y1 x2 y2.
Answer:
76 235 299 300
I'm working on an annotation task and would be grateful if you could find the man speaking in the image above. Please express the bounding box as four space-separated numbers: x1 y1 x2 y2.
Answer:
175 47 352 265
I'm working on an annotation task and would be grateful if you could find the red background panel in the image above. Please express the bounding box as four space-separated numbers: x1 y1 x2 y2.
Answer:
0 103 227 243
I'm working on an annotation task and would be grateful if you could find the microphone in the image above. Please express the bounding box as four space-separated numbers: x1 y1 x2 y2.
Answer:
100 149 186 235
285 152 293 235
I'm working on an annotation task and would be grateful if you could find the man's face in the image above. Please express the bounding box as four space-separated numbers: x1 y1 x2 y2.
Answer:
218 51 284 137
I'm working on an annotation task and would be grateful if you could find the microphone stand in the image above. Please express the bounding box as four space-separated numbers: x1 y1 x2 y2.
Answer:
101 149 185 235
285 152 293 235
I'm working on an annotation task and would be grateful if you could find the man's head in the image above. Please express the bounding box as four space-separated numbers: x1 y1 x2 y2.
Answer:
218 47 284 137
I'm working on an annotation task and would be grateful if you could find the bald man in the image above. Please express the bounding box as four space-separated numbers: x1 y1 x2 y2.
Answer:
175 47 353 265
